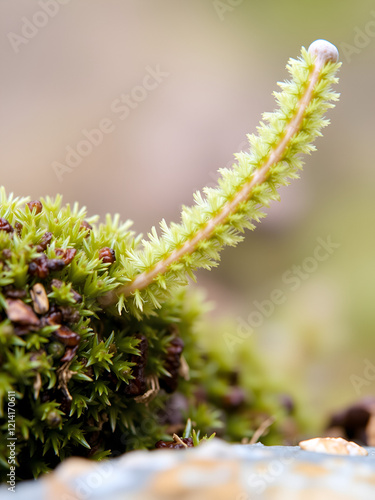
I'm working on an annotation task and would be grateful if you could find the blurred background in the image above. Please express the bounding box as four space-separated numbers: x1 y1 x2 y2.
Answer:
1 0 374 433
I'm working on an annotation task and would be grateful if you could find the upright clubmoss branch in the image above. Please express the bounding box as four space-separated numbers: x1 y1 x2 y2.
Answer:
0 40 341 478
100 40 340 315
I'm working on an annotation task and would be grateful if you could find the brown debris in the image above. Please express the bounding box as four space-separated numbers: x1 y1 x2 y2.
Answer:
155 435 194 449
99 247 116 264
14 222 23 236
47 259 66 272
56 361 76 414
43 303 62 326
222 387 246 409
5 299 39 326
53 325 80 347
327 397 375 445
29 254 49 278
3 285 27 299
80 220 93 236
30 283 49 314
13 325 34 336
51 315 81 361
72 290 83 304
160 336 184 394
55 248 77 265
134 375 160 405
61 345 79 363
0 217 14 233
36 231 53 252
27 200 43 214
42 303 80 328
60 306 80 325
29 253 65 278
2 248 12 259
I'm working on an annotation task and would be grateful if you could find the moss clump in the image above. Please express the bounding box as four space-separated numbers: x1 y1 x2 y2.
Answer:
0 191 301 479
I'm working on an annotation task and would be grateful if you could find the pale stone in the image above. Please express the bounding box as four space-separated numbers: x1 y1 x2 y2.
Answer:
299 436 368 456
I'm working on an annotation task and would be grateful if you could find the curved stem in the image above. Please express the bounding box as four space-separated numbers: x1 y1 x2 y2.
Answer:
101 43 336 307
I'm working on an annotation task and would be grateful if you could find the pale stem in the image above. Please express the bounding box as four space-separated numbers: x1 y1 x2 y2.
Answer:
101 47 332 307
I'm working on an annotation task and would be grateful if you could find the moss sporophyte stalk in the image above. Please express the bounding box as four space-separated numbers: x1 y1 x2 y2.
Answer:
0 40 340 479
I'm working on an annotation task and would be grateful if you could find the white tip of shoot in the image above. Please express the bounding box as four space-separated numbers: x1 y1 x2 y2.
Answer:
308 39 339 64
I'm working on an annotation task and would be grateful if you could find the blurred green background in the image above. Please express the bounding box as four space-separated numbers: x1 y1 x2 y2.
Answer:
1 0 375 432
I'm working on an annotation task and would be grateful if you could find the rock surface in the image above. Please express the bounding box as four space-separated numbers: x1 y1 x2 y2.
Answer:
2 440 375 499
